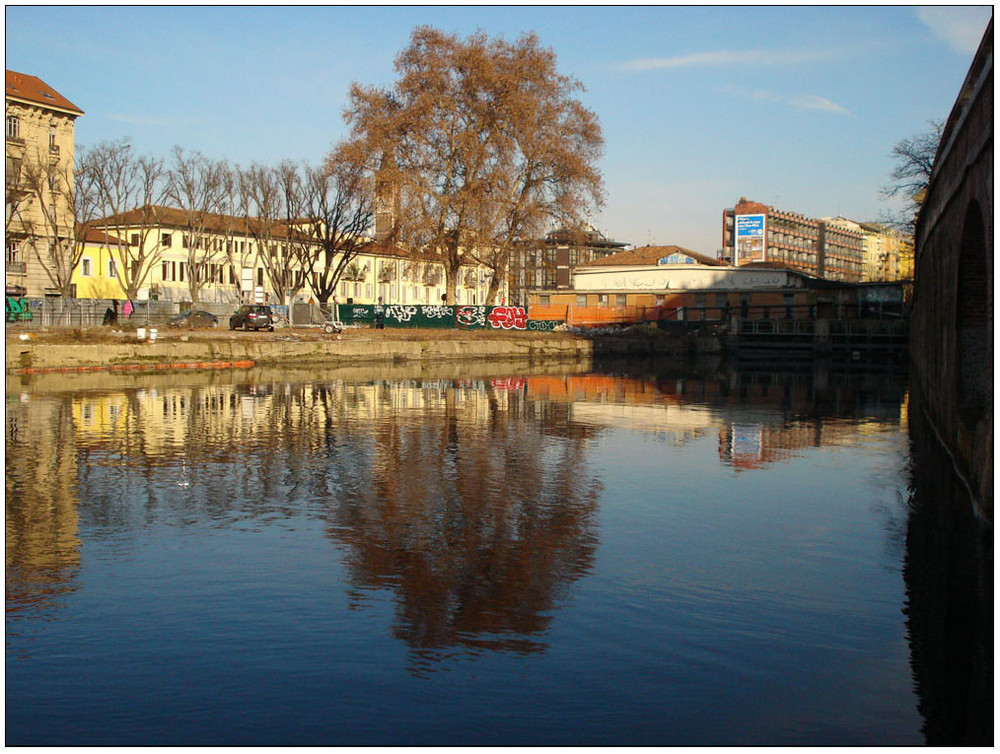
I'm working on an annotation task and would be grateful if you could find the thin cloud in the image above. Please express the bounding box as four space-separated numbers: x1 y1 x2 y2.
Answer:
916 7 992 54
790 95 850 114
618 48 833 72
729 87 851 115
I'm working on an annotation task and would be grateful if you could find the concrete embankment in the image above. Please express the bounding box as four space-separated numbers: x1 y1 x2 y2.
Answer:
6 330 596 374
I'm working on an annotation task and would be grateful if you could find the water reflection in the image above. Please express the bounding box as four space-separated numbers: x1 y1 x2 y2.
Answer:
904 384 993 746
6 393 82 619
4 361 991 742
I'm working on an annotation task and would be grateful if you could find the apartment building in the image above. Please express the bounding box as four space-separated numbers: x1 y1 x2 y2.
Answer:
825 217 914 282
80 205 504 307
5 70 84 297
721 197 865 282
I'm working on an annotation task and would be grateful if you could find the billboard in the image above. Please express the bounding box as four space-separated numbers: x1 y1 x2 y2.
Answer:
734 213 766 265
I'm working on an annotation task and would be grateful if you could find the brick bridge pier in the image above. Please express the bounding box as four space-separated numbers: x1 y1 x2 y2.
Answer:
910 19 992 516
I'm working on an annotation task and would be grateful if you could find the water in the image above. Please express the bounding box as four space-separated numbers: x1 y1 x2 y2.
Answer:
5 360 991 745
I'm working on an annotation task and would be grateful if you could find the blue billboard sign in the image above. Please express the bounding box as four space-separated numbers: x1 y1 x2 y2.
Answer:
734 213 766 264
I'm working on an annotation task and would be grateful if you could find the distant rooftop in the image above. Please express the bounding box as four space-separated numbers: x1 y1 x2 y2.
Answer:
583 245 723 267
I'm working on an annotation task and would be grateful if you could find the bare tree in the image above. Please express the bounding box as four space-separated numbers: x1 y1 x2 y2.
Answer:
14 145 83 300
86 139 167 302
301 157 374 309
880 120 943 232
338 26 604 304
165 147 229 303
239 162 304 307
216 161 253 301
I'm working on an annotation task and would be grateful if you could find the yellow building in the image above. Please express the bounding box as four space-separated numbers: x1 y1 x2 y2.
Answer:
71 226 130 301
5 69 84 297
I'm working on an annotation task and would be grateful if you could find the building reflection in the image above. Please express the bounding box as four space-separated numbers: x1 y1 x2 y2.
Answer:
6 393 82 617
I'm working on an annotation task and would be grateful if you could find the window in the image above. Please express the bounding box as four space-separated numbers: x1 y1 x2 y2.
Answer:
539 294 550 306
161 233 172 247
108 259 118 278
130 234 140 247
6 156 21 187
615 294 627 306
7 241 20 264
576 294 587 306
6 115 20 140
49 124 57 152
162 261 169 280
81 258 93 276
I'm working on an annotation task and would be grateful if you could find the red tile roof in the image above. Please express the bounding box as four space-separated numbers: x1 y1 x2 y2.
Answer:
77 223 127 246
5 70 83 115
583 245 724 267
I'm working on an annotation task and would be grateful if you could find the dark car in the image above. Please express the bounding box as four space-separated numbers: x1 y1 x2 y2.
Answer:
229 305 274 331
168 310 219 329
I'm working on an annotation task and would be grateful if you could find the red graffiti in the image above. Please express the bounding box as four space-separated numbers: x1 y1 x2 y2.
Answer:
490 377 526 391
486 306 528 330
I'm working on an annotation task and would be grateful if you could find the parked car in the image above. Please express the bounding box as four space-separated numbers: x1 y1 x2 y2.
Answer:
168 310 219 329
229 305 274 331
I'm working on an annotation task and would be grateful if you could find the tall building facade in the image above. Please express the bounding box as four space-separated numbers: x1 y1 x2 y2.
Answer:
721 197 864 282
825 217 915 282
6 70 84 297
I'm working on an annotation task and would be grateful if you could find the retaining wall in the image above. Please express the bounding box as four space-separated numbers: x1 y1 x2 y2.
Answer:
6 334 594 373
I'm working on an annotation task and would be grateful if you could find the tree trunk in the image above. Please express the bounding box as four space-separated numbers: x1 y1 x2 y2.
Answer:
486 275 502 305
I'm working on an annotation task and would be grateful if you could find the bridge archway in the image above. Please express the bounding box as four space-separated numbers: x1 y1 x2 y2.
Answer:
955 199 990 429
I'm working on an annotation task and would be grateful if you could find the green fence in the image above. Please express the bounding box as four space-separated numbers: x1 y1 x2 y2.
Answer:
335 304 562 331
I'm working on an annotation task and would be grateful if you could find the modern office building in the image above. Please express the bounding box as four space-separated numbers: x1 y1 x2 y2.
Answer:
721 197 864 282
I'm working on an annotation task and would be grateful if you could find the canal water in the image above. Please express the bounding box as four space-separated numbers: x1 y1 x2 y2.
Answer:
5 360 991 746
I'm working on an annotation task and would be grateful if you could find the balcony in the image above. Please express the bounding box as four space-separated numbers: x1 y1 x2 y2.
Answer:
6 262 27 274
49 144 60 155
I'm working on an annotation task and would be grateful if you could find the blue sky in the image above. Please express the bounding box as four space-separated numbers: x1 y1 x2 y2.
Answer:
5 5 992 254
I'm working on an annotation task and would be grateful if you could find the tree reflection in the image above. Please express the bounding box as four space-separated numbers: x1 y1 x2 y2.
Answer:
324 384 602 667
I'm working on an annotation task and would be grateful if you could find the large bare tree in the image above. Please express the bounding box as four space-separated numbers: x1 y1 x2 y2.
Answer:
337 26 604 304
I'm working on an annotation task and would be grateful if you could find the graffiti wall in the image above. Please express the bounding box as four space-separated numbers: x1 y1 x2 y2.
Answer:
6 298 34 322
336 304 560 331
